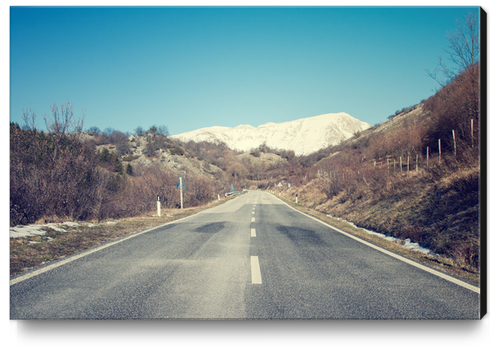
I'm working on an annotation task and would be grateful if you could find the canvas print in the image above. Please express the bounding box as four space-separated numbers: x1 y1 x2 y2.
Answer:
10 6 483 321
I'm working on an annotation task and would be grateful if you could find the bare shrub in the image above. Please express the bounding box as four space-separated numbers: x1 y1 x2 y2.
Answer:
21 108 37 130
424 63 480 155
185 177 214 207
10 122 223 226
116 140 131 157
10 123 101 224
43 101 85 135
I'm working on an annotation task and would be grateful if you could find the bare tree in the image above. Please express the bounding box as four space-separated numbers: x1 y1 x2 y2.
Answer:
148 125 157 134
21 108 37 130
87 126 101 135
426 10 480 86
43 101 85 135
157 125 169 136
134 126 144 136
445 11 480 72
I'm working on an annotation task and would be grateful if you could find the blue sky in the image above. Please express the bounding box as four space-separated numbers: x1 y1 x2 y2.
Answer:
10 6 479 136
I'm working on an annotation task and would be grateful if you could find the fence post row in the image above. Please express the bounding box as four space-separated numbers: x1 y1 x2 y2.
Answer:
319 127 475 182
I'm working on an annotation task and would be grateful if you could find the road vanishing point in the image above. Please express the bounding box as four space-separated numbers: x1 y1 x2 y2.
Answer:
10 191 480 319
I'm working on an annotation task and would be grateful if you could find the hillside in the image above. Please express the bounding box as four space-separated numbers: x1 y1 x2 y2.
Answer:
10 63 481 278
267 64 481 274
80 131 223 179
171 112 371 155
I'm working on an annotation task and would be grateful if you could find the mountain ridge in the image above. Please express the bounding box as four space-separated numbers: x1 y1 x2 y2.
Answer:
171 112 371 155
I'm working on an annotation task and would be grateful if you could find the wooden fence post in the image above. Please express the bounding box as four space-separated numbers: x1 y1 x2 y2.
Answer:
452 130 456 156
471 119 474 148
438 139 441 164
427 147 429 168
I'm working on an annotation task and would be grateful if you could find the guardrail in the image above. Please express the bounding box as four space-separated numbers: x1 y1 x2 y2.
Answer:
225 190 247 197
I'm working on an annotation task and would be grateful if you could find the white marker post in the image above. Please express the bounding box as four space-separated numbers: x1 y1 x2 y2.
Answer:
295 193 298 204
157 195 161 217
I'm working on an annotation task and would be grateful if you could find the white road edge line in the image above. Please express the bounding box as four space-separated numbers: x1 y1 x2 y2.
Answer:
251 256 262 284
268 192 480 294
10 209 207 286
251 228 256 237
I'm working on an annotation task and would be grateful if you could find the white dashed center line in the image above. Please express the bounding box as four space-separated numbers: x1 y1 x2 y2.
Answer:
251 256 262 284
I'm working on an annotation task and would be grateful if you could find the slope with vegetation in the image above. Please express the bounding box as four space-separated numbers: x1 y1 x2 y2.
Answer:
271 61 481 274
267 12 482 274
11 120 226 226
10 12 481 280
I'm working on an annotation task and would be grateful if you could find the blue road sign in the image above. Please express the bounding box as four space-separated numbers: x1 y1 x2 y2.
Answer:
175 175 185 190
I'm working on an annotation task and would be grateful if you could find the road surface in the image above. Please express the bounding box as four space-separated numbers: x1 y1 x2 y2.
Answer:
10 190 480 319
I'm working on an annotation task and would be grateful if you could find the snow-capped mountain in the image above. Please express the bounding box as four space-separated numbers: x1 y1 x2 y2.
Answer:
170 112 371 156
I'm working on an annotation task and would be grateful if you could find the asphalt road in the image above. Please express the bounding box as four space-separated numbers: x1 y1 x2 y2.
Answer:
10 190 480 319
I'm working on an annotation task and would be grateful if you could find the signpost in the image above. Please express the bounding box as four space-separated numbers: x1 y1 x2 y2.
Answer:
175 175 185 209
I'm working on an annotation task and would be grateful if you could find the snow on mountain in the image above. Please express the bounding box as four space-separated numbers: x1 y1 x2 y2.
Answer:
170 112 371 155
